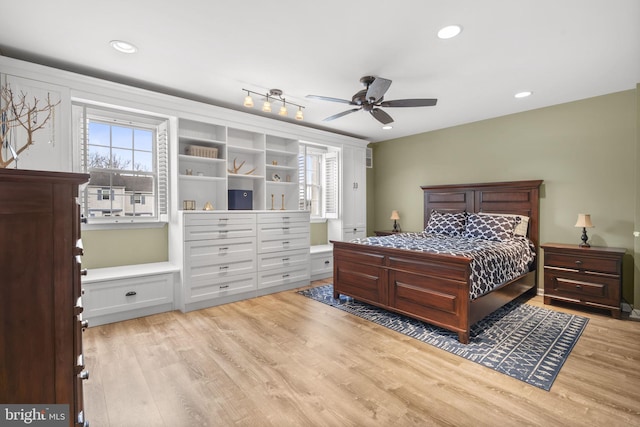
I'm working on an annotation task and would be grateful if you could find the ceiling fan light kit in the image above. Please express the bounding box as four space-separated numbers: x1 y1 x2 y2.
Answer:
242 88 304 120
307 76 438 125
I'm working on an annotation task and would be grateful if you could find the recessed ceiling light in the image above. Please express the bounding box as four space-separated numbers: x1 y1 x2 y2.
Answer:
382 125 393 130
514 91 533 98
437 25 462 39
110 40 137 54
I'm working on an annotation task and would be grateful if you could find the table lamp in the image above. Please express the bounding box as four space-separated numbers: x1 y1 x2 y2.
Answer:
390 210 400 232
574 213 594 247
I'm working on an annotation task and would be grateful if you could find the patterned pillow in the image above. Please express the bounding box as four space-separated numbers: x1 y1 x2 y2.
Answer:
425 210 467 236
463 213 520 241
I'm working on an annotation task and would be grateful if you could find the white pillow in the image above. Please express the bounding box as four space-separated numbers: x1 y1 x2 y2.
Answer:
479 212 529 237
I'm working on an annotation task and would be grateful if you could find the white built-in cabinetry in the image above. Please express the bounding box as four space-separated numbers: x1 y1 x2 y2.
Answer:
328 145 367 241
179 211 309 311
257 212 310 295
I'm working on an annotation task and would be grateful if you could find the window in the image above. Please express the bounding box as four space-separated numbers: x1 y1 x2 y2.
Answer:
73 103 169 224
298 143 338 220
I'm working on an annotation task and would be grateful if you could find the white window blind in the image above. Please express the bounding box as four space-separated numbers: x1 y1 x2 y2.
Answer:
298 143 339 220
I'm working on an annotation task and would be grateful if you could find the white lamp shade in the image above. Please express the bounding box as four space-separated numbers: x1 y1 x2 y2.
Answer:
390 210 400 220
243 95 254 108
575 213 594 228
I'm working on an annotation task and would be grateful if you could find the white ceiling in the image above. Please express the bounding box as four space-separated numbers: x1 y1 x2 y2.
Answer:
1 1 639 143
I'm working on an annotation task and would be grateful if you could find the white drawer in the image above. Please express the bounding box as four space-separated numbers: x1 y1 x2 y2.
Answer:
311 252 333 275
83 274 173 318
185 223 256 241
188 272 257 302
185 212 256 226
186 256 256 283
185 237 256 266
258 249 310 271
258 233 310 253
258 212 310 224
184 213 256 241
258 265 310 290
258 222 310 237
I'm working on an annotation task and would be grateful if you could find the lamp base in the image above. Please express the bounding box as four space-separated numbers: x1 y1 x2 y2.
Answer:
579 227 590 248
393 220 399 233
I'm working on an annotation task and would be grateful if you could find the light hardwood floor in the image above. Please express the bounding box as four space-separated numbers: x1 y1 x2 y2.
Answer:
83 279 640 426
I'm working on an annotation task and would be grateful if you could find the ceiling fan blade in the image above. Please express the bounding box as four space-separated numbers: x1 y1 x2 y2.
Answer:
366 77 392 102
370 108 394 125
380 98 438 107
306 95 355 105
323 108 361 122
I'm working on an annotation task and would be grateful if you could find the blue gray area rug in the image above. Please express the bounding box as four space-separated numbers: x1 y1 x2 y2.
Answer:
298 284 588 391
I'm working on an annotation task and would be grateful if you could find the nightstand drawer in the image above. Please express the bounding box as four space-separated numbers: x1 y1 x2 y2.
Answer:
544 252 620 274
544 269 619 304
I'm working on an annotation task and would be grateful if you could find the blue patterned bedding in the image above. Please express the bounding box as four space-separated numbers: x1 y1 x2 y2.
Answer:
350 232 536 300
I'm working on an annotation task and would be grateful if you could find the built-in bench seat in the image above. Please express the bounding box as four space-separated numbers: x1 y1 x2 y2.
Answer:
310 244 333 281
81 262 179 326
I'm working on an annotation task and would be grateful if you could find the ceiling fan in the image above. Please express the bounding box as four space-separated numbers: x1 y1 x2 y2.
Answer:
307 76 437 125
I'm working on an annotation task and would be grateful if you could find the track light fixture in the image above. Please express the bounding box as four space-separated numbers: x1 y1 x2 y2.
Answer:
242 88 305 120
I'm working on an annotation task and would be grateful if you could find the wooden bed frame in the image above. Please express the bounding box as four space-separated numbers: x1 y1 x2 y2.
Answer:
331 180 543 343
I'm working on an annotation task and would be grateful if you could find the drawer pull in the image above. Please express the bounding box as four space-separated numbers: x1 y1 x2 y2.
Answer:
324 260 330 265
219 218 229 221
282 216 290 220
220 266 229 270
219 247 229 251
81 268 88 276
575 284 582 289
81 319 89 329
283 241 290 245
282 227 290 230
125 291 137 297
575 260 583 266
282 258 290 262
219 230 228 234
79 370 90 380
282 274 290 278
220 285 229 289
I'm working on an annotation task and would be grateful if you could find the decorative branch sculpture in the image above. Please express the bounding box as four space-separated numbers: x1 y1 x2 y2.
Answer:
1 85 60 168
227 157 256 175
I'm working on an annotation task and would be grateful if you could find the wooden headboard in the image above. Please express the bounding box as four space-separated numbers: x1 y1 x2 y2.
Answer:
421 180 543 249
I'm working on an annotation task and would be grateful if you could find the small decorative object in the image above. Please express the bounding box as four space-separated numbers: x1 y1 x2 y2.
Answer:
575 213 594 247
271 194 275 210
203 201 214 211
1 84 60 168
228 157 256 175
390 210 401 232
185 168 193 175
272 160 278 165
281 194 285 210
272 172 281 182
182 200 196 210
286 174 291 182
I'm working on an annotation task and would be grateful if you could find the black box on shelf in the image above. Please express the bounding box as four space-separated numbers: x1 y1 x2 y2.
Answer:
228 190 253 210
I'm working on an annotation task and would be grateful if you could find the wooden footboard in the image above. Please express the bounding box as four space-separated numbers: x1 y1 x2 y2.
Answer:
333 241 476 343
332 241 537 343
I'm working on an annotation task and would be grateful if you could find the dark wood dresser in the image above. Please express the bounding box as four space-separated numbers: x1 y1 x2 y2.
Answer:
0 168 90 426
541 242 625 318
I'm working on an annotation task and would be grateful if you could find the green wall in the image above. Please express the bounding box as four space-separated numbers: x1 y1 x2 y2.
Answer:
82 225 169 269
368 90 637 305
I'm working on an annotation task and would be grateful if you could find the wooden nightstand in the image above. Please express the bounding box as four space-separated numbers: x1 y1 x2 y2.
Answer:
374 230 399 236
541 243 625 318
